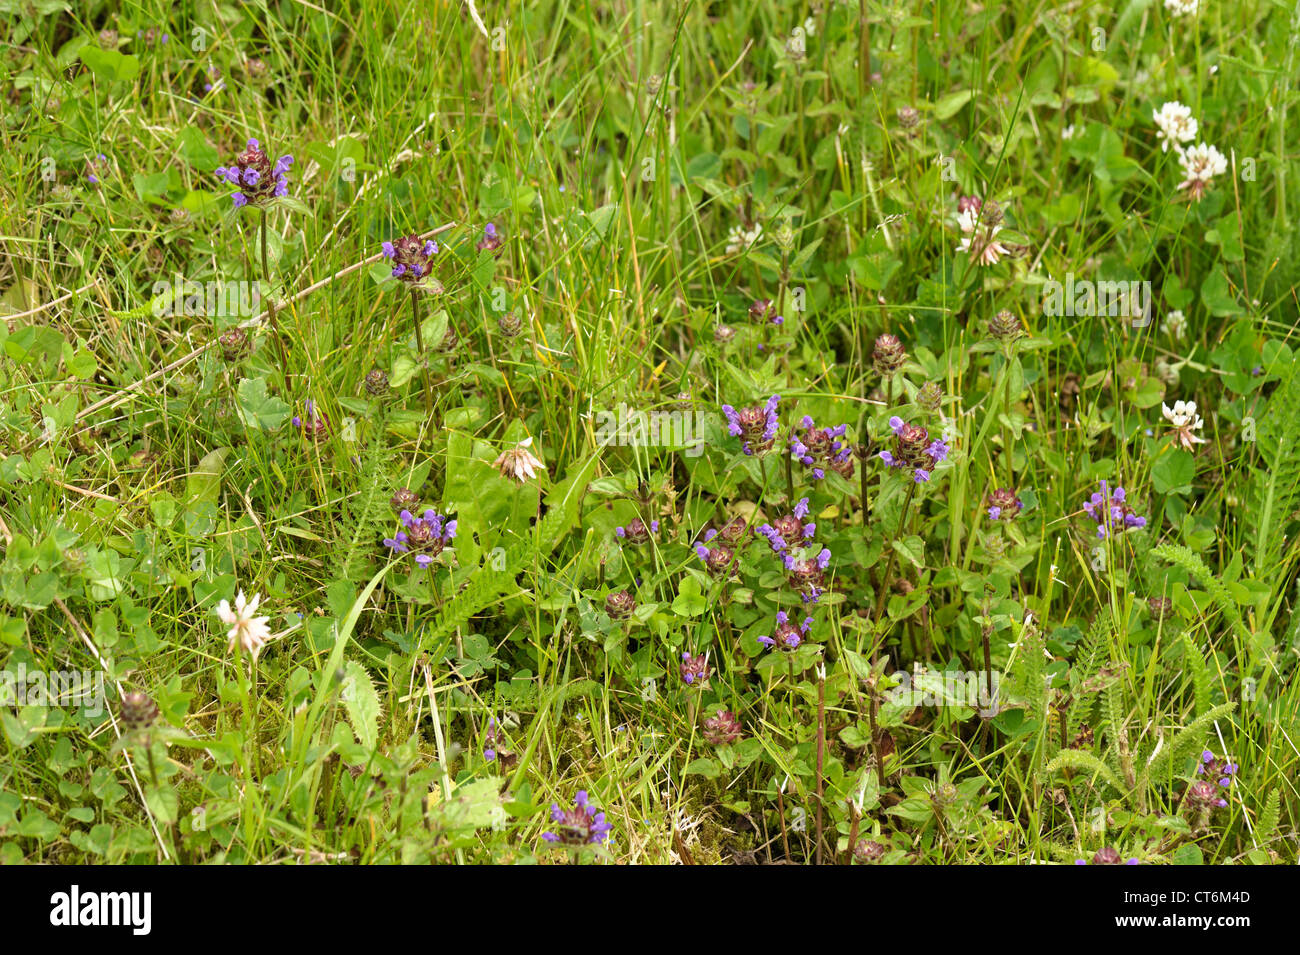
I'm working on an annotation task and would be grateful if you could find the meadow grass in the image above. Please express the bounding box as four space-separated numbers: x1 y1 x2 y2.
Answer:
1 0 1298 864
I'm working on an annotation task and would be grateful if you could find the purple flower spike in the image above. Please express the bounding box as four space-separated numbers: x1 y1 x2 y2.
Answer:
215 139 292 208
542 790 613 847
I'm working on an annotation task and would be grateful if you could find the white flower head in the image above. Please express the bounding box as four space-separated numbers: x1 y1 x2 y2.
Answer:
1162 400 1207 450
956 207 1009 266
1152 102 1197 152
1164 0 1199 16
1177 143 1228 200
1162 309 1188 340
725 222 763 255
493 435 546 483
217 590 272 661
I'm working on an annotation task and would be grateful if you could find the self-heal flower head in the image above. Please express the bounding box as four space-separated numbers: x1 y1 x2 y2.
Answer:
384 508 457 567
879 416 948 482
721 395 780 455
542 790 612 846
680 651 712 686
1197 751 1236 805
1161 400 1207 450
1074 848 1140 865
694 541 737 578
1177 143 1228 201
1152 101 1198 153
381 234 439 284
216 590 272 661
614 517 659 544
790 415 853 480
1081 480 1147 539
214 138 293 208
476 222 503 254
757 610 814 650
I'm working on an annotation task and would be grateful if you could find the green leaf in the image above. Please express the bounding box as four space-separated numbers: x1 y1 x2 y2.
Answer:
671 577 708 617
235 377 291 432
78 46 140 83
340 660 382 750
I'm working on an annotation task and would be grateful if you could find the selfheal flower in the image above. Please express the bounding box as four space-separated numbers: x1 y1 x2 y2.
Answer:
1081 480 1147 539
1161 400 1206 450
542 790 612 846
292 399 328 440
878 416 948 482
1152 101 1198 153
216 590 272 660
787 549 831 603
120 692 159 732
605 590 637 619
721 395 780 455
712 515 752 546
383 508 457 567
748 299 775 323
476 222 503 253
702 709 742 745
1177 143 1227 201
1197 751 1237 802
614 517 659 545
693 541 737 578
680 652 712 686
790 416 853 480
1074 848 1140 865
873 334 906 375
986 488 1022 522
758 611 814 650
381 234 438 283
389 487 420 513
214 138 293 208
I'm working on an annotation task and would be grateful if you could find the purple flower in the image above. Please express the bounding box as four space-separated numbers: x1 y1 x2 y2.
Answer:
542 790 612 846
614 517 658 545
1081 480 1147 539
680 652 711 685
758 611 814 650
383 508 457 567
721 395 780 455
381 234 438 284
790 416 853 480
215 138 293 208
477 222 503 254
878 416 947 482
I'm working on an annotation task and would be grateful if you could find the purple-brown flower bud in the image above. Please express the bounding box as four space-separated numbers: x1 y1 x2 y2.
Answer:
873 333 906 375
605 590 636 619
121 692 159 732
702 709 742 745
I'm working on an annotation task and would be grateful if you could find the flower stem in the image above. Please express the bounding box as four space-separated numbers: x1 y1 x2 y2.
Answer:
259 207 290 393
410 288 433 413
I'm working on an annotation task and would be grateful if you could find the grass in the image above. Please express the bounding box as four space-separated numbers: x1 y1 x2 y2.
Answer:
0 0 1298 865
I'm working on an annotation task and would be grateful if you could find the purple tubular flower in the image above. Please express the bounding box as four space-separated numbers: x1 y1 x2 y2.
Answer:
383 234 438 285
542 790 612 846
722 396 781 454
1081 480 1147 539
790 417 853 480
215 139 292 208
383 508 457 566
758 610 814 650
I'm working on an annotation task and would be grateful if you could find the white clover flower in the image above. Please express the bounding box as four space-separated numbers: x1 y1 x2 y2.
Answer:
492 435 546 482
725 222 763 255
1177 143 1228 200
1162 400 1207 450
1162 309 1188 339
803 17 816 37
956 207 1009 266
1062 124 1077 141
217 590 272 661
1164 0 1199 16
1152 101 1198 152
